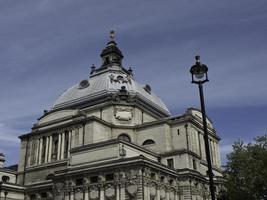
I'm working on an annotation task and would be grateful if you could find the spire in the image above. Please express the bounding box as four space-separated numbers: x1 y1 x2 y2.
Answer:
100 30 124 67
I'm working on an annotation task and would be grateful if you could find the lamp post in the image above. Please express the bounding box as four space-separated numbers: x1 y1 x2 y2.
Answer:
190 55 215 200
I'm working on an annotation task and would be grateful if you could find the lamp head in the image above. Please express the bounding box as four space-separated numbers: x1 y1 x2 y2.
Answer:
190 55 209 84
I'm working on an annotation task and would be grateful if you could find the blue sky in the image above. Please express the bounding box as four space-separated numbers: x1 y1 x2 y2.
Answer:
0 0 267 166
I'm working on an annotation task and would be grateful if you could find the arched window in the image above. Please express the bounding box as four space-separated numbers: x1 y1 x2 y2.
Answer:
118 134 131 142
142 139 155 146
2 175 10 182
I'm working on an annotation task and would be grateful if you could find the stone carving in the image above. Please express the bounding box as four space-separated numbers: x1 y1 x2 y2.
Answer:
160 189 166 200
90 185 99 200
114 108 133 121
75 187 83 200
109 74 132 84
126 184 138 198
169 191 175 200
150 186 156 199
105 184 115 200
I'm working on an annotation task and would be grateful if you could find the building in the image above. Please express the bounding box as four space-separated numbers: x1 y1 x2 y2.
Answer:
0 32 223 200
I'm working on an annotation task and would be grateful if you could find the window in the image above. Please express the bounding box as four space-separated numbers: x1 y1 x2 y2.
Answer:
30 194 36 200
193 159 197 170
105 174 114 181
118 134 131 142
151 173 156 180
64 131 69 158
177 129 180 135
52 134 59 161
2 175 10 182
76 178 83 186
41 192 47 199
142 139 155 146
167 158 174 168
90 176 98 183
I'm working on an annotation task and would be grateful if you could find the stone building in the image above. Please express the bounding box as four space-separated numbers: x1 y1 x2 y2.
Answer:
0 33 223 200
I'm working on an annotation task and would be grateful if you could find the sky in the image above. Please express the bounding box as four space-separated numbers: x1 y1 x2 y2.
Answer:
0 0 267 166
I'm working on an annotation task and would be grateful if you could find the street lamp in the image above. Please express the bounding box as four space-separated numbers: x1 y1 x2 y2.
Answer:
190 55 215 200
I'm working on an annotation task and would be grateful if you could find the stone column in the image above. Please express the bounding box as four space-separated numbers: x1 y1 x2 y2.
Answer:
57 133 61 160
166 189 170 200
84 187 89 200
45 136 49 163
146 184 150 200
36 139 39 165
212 141 217 166
212 140 216 166
215 142 218 166
61 132 65 160
79 126 83 146
38 137 43 164
100 185 105 200
116 184 120 200
48 135 52 162
156 186 161 200
70 190 74 200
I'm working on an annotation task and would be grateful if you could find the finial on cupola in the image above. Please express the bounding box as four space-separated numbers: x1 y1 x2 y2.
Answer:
109 30 115 41
128 67 133 76
90 64 96 74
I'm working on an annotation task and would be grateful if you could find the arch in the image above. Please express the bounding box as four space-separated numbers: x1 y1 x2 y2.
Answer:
117 134 131 142
142 139 155 146
2 175 10 182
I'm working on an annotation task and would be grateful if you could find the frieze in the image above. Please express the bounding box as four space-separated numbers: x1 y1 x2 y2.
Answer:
109 74 132 85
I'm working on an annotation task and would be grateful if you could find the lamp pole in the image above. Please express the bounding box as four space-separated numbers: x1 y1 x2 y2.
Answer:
190 56 215 200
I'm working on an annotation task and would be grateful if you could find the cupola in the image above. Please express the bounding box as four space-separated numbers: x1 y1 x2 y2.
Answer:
100 30 124 67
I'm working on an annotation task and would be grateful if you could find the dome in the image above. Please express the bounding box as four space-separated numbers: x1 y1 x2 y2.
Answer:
52 65 170 116
52 32 170 116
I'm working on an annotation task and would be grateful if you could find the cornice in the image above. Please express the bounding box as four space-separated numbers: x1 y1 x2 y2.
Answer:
24 160 67 172
159 149 201 159
70 139 158 158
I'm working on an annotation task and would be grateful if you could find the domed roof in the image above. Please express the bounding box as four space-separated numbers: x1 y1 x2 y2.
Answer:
52 32 170 116
52 65 170 116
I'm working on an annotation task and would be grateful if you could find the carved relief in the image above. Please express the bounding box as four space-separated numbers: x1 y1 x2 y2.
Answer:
90 185 99 200
160 189 166 200
75 187 83 200
109 74 132 84
105 184 115 200
150 186 156 199
126 184 138 198
114 108 133 121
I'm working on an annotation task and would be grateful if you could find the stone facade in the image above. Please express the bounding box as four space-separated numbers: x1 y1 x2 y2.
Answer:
0 33 223 200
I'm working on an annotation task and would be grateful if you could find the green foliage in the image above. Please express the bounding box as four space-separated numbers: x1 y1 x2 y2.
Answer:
221 135 267 200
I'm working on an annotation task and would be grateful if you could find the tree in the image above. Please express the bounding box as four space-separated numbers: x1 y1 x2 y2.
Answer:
221 135 267 200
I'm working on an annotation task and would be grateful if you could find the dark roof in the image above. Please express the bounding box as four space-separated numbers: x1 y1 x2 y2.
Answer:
4 164 18 171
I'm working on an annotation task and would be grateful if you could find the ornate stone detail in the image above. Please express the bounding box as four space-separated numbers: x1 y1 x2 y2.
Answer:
109 74 132 84
160 189 166 200
126 184 138 198
89 185 99 200
114 107 133 121
105 184 115 200
150 186 157 199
